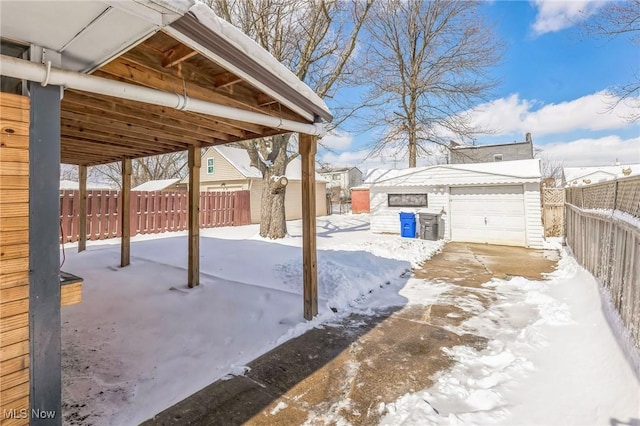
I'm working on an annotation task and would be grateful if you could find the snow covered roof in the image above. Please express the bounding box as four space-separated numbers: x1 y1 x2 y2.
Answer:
1 1 331 123
173 3 331 123
59 180 112 190
213 145 328 182
132 178 180 191
563 164 640 186
365 159 542 186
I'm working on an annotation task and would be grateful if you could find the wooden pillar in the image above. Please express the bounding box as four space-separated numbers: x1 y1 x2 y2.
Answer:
300 134 318 320
78 165 87 252
120 158 131 267
188 144 201 288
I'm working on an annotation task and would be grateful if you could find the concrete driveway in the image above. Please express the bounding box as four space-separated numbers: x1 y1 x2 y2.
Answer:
145 242 558 426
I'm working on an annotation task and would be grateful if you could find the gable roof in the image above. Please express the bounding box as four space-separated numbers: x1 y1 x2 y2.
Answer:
132 178 181 191
365 159 541 186
208 145 327 182
563 164 640 185
451 141 531 151
319 166 362 174
59 180 113 190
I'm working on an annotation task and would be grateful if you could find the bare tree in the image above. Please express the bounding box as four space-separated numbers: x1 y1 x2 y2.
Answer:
581 0 640 121
91 152 188 190
535 149 564 188
206 0 372 238
360 0 502 167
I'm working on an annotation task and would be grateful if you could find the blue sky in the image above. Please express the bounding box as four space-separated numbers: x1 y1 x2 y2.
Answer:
319 0 640 170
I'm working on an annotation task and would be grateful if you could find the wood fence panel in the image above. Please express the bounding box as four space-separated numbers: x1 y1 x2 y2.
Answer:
60 189 251 240
542 188 565 237
565 176 640 355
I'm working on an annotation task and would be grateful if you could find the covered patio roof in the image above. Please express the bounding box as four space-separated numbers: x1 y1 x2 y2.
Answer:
1 0 331 166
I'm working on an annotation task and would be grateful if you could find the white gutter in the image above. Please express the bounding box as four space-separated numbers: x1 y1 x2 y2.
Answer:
0 55 325 137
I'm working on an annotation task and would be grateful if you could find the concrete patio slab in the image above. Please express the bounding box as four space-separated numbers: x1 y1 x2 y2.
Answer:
144 242 558 425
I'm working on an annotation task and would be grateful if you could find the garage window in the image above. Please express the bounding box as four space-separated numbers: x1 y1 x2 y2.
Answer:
388 193 428 207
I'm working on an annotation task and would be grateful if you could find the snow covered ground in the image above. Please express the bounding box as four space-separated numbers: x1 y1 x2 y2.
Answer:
60 214 640 425
379 248 640 425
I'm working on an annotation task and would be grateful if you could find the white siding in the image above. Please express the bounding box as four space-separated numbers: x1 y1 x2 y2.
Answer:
370 186 449 236
524 182 544 248
250 179 327 224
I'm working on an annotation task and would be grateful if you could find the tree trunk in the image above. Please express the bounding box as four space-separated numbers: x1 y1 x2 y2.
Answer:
256 134 290 239
259 164 288 238
408 137 417 167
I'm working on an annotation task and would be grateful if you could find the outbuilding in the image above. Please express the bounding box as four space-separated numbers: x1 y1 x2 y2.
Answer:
366 159 544 248
181 145 327 223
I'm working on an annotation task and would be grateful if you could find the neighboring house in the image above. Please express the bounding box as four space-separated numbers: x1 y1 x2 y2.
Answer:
562 164 640 186
181 145 327 223
450 134 534 164
365 159 544 248
318 166 363 200
59 180 112 190
132 178 181 192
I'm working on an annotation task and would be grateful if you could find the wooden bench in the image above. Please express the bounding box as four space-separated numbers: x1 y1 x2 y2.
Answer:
60 271 83 306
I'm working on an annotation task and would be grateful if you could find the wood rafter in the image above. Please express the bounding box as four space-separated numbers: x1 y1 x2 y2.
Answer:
55 30 313 166
63 91 249 139
162 44 198 68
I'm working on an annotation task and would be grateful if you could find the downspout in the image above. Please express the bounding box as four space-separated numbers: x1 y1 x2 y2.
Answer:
0 55 326 137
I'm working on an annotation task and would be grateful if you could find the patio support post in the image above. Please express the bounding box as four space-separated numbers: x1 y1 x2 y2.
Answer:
29 82 62 425
78 165 87 252
188 144 200 287
121 158 131 267
300 133 318 320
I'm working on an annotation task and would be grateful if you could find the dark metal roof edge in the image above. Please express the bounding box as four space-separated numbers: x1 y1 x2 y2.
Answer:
170 13 333 123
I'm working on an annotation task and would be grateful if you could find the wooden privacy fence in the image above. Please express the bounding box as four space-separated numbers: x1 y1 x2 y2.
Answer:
565 176 640 353
542 187 565 237
60 189 251 242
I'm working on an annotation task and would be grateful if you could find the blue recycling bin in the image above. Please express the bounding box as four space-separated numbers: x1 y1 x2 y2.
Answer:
399 212 416 238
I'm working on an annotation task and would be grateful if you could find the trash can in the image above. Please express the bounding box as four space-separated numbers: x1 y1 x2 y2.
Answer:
418 213 440 240
399 212 416 238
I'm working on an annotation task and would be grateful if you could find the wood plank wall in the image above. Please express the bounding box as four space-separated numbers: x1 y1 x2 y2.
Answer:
0 93 30 425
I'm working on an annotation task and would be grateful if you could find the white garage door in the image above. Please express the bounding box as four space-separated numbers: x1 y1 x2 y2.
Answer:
450 185 526 246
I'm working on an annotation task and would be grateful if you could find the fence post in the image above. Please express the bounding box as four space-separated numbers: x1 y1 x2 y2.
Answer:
605 180 620 287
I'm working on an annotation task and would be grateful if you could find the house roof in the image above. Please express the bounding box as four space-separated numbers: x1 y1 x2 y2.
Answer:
365 159 542 186
451 141 531 151
131 178 181 191
211 145 328 182
563 164 640 185
319 166 362 174
59 180 112 190
1 0 331 166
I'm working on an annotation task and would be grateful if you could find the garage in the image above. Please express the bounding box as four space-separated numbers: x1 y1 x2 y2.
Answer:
450 185 526 246
366 159 544 248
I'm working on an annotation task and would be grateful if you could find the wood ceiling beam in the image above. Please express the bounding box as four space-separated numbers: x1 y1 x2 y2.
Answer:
211 71 243 89
61 114 200 149
162 44 198 68
97 58 269 118
62 105 220 143
63 91 249 139
256 93 278 107
61 136 162 157
61 124 186 154
101 50 303 124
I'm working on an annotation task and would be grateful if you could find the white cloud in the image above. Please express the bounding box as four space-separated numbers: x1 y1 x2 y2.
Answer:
319 130 354 151
537 135 640 166
531 0 606 35
466 91 637 137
